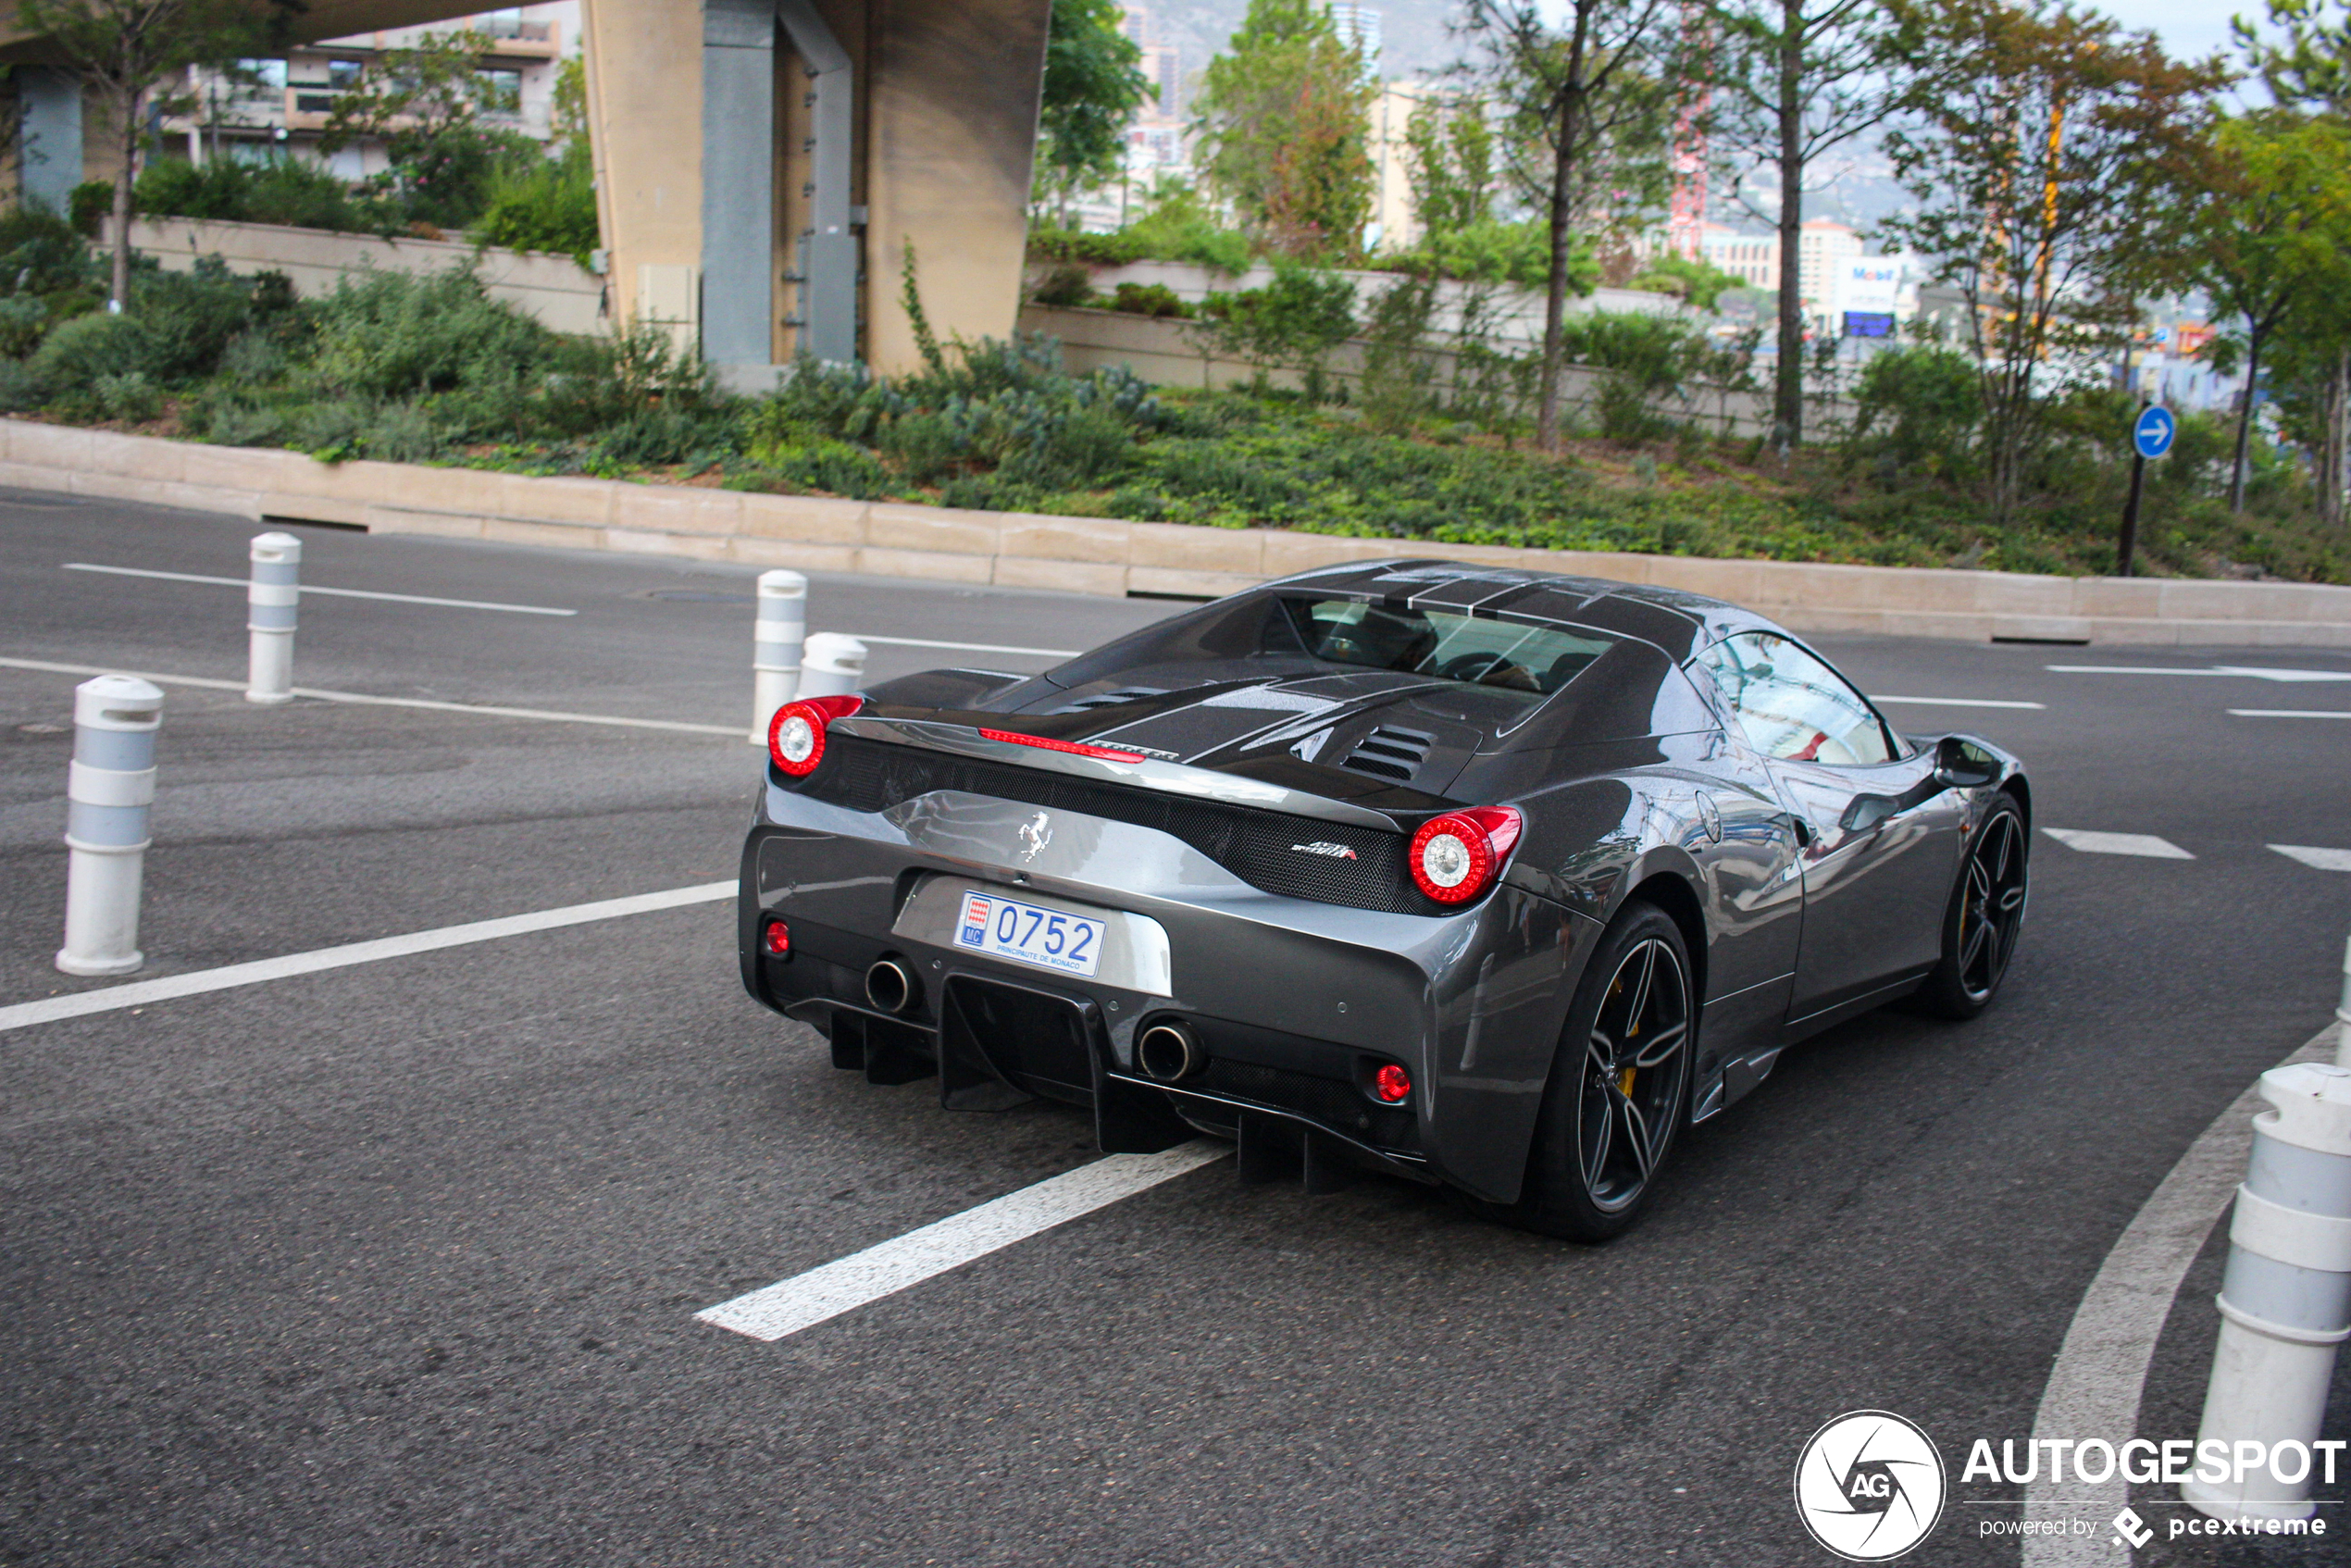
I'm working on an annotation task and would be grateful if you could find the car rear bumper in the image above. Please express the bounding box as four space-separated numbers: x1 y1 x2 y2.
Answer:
738 779 1601 1203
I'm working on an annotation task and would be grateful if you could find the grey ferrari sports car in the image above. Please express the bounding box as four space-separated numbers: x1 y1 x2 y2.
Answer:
737 559 2029 1238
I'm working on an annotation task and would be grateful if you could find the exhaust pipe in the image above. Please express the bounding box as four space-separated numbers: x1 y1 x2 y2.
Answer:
865 958 917 1014
1137 1020 1203 1083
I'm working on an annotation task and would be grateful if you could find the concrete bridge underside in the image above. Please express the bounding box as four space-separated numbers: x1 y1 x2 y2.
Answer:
0 0 1052 380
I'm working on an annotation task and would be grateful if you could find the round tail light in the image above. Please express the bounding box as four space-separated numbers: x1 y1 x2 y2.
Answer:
762 920 790 956
1408 806 1524 904
767 694 865 777
1372 1063 1412 1103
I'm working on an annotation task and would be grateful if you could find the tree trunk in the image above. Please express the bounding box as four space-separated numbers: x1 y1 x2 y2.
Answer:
1772 0 1804 452
2320 346 2348 532
2228 321 2265 515
1536 100 1576 450
109 87 138 311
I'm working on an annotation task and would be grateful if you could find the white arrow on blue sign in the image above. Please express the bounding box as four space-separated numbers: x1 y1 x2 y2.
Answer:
2133 404 2176 460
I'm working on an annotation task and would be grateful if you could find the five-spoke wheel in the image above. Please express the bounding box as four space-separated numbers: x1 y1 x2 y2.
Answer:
1916 794 2029 1019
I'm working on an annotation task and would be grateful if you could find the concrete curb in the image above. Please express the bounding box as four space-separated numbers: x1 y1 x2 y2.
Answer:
8 417 2348 647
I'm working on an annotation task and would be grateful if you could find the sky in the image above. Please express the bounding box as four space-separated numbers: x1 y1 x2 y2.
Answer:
2100 0 2254 66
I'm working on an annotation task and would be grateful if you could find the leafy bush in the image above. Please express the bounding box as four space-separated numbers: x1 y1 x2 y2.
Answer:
1849 344 1980 477
69 182 114 238
474 143 600 265
1109 281 1191 318
0 296 51 359
1196 264 1357 393
134 156 378 233
301 267 555 399
1027 262 1095 307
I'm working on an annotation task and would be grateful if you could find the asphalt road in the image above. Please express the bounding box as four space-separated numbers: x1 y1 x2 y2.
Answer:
4 493 2348 1567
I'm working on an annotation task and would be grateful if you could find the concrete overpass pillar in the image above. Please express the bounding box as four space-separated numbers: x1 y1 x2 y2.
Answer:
700 0 777 387
581 0 1051 379
18 68 84 215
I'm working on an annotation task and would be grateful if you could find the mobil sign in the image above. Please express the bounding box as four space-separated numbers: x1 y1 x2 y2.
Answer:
1835 259 1901 316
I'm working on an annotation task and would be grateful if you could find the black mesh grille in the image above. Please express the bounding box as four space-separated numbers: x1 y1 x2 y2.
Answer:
1195 1059 1419 1151
795 735 1438 915
1341 726 1434 783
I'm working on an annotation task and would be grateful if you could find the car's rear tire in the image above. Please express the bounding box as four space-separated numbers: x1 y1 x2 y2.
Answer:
1499 902 1696 1243
1912 794 2029 1020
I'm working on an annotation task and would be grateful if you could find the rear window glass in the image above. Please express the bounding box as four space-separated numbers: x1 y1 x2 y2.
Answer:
1280 598 1614 699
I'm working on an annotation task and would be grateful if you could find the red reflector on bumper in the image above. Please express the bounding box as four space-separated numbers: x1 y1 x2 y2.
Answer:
762 920 790 956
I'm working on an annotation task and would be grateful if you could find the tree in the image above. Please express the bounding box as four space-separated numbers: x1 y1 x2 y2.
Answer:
1702 0 1898 449
1034 0 1152 225
319 29 530 231
1462 0 1687 449
1194 0 1378 259
1877 0 2226 523
2234 0 2350 112
1403 93 1497 241
14 0 294 309
2183 112 2351 514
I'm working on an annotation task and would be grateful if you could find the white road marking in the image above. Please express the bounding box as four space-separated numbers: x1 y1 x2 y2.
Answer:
851 633 1082 658
0 656 740 736
2227 708 2351 719
2046 664 2351 683
696 1142 1231 1342
0 881 736 1037
63 562 577 616
2041 828 2195 860
2020 1028 2335 1565
2270 844 2351 872
1870 694 2047 710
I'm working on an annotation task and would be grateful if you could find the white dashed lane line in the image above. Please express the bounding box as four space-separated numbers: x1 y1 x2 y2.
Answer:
2046 664 2351 682
1870 695 2046 710
2229 708 2351 720
695 1142 1230 1342
2271 845 2351 872
2041 829 2196 860
61 562 578 616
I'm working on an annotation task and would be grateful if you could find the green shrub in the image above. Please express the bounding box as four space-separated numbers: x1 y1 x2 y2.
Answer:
1028 262 1095 307
0 296 50 359
27 313 158 394
1109 281 1191 318
0 205 102 300
740 433 891 498
1849 344 1981 479
69 182 113 238
474 143 600 264
92 371 162 422
1197 264 1357 392
302 268 555 399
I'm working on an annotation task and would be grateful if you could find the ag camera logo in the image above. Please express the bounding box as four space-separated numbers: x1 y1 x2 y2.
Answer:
1794 1411 1947 1561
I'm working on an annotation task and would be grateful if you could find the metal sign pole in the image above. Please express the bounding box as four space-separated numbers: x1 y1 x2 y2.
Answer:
2119 448 2146 578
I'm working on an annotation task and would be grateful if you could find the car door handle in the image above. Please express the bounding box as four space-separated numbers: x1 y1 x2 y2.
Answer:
1788 815 1818 848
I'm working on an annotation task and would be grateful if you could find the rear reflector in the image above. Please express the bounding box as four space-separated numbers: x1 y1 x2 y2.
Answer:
762 920 790 956
1372 1063 1412 1103
977 728 1148 764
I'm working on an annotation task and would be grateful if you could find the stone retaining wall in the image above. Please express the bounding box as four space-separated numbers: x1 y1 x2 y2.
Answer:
6 417 2346 647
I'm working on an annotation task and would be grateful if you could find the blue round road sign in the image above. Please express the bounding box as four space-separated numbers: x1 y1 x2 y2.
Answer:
2133 404 2176 460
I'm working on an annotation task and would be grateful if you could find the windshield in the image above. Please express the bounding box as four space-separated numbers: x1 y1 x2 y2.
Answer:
1280 598 1614 700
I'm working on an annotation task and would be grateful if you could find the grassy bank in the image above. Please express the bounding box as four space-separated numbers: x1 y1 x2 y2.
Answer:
2 228 2337 584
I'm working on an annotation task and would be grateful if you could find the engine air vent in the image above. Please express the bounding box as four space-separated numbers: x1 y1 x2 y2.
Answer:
1339 725 1434 782
1056 686 1164 714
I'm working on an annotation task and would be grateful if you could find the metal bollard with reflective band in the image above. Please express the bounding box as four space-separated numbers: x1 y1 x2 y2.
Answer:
2334 935 2351 1069
799 632 867 699
2182 1061 2351 1522
751 569 807 743
56 676 164 977
246 530 301 705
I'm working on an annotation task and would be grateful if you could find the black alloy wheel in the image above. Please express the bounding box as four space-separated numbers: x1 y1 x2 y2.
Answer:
1915 796 2029 1019
1499 902 1696 1242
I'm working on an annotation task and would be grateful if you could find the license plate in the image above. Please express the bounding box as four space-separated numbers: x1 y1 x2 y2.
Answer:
954 891 1105 977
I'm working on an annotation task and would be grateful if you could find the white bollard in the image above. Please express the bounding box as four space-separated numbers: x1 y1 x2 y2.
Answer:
2334 934 2351 1069
751 569 807 743
245 531 302 705
56 676 164 977
799 632 867 699
2181 1061 2351 1523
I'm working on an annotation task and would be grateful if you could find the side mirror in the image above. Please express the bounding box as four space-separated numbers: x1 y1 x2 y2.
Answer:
1933 736 2000 790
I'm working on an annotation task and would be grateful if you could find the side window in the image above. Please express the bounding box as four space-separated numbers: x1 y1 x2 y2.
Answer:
1693 632 1895 766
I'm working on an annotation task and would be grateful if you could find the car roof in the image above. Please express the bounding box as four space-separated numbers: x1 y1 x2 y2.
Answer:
1262 557 1783 664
